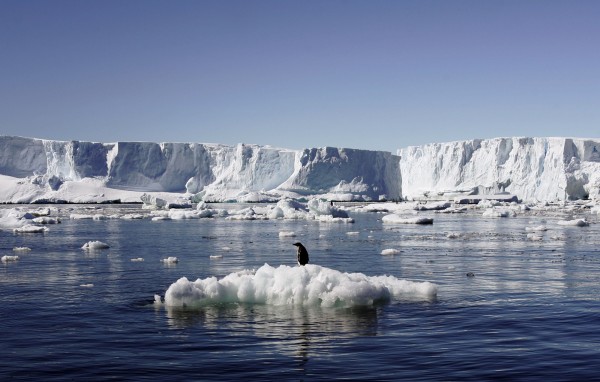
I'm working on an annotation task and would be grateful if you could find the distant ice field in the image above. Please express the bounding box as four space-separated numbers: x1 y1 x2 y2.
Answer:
1 203 599 380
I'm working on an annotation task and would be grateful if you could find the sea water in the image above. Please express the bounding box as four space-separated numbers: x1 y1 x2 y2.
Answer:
1 204 599 381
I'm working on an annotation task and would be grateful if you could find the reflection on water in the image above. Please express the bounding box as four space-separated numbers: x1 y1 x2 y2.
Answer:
163 302 379 368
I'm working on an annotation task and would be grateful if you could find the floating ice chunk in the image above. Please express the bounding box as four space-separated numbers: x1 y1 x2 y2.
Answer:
307 199 349 218
152 216 171 221
227 207 267 220
32 216 60 224
70 213 96 220
346 231 360 235
131 258 144 262
482 208 516 218
209 254 223 259
381 248 400 255
141 193 168 209
162 257 179 264
30 207 52 217
527 233 544 241
414 201 451 211
82 241 110 250
121 214 146 220
557 218 589 227
13 246 31 252
13 225 49 233
446 232 462 239
168 210 200 220
267 206 285 219
315 215 355 223
80 284 94 288
382 214 434 224
162 263 437 308
526 225 548 232
222 246 232 251
1 255 19 262
279 231 296 238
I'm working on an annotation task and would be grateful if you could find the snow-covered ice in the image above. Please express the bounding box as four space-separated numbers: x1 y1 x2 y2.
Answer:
82 241 110 250
382 214 434 224
557 218 589 227
162 263 437 308
13 225 49 233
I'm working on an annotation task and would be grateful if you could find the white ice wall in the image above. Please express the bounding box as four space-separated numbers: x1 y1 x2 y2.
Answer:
0 136 401 203
399 137 600 202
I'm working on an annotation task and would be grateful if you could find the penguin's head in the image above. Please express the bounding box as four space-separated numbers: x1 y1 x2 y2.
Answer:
292 242 302 247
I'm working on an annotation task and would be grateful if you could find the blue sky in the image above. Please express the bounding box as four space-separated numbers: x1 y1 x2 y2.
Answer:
1 0 598 152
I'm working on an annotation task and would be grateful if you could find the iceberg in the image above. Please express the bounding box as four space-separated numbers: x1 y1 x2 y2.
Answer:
399 137 600 202
0 136 401 204
161 263 437 308
1 135 599 204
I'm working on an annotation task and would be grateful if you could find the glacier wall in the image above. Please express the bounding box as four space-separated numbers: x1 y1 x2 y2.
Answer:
399 137 600 202
0 136 401 203
1 135 598 204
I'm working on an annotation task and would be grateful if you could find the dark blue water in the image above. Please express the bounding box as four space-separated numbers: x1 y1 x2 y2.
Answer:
1 204 599 381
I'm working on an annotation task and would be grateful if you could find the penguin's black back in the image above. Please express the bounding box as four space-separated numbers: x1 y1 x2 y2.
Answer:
295 243 309 266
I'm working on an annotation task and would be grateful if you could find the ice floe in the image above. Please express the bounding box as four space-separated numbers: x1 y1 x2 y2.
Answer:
82 241 110 250
161 263 437 308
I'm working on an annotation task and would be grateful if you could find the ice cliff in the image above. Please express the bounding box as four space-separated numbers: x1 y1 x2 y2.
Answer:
0 136 598 204
0 136 401 203
399 137 600 202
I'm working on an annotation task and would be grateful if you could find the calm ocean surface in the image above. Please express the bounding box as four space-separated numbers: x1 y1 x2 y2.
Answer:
1 204 599 381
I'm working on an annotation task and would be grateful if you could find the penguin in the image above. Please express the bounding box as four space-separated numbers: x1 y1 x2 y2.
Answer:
293 242 309 266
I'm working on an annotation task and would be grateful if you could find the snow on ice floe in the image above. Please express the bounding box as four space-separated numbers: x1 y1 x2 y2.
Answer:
526 225 548 232
160 263 437 308
13 246 32 252
482 208 517 218
557 218 589 227
32 216 60 224
2 255 20 262
382 214 434 225
81 241 110 250
13 224 49 233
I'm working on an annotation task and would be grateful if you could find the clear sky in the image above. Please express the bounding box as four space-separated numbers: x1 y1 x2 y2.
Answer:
1 0 598 152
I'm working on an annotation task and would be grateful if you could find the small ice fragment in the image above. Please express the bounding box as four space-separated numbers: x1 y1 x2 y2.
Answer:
381 248 400 256
1 255 20 262
557 218 589 227
131 258 144 262
13 225 49 233
279 231 296 237
82 241 110 250
161 257 178 264
525 225 548 232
